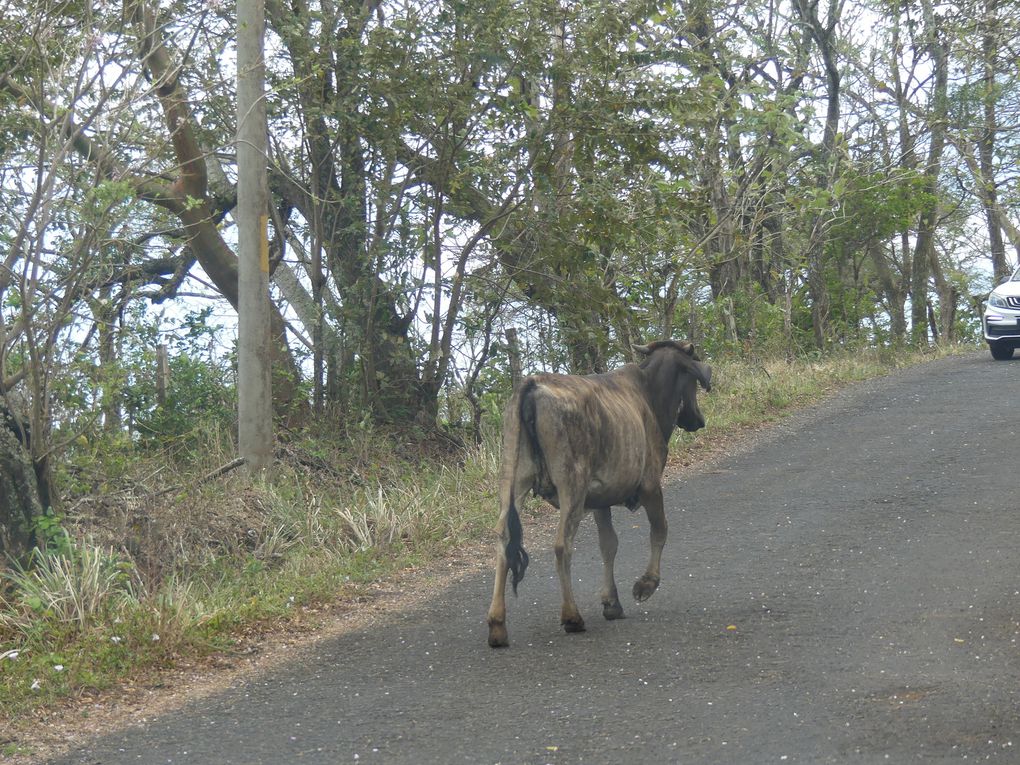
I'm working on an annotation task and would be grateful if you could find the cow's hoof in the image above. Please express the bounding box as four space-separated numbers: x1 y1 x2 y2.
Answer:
633 575 660 602
488 621 509 648
562 616 586 633
602 601 625 620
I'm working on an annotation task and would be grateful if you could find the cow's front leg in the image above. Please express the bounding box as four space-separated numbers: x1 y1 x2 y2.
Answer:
593 507 624 620
634 486 666 602
554 503 586 633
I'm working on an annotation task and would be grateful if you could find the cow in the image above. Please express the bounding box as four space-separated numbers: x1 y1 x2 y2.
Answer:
487 340 712 648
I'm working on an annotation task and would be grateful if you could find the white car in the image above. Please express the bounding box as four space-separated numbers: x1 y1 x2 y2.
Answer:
983 265 1020 360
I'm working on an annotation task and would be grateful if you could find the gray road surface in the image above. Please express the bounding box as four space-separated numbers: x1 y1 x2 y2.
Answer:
53 352 1020 764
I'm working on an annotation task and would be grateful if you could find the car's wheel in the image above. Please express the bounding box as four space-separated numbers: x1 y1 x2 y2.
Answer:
989 342 1015 360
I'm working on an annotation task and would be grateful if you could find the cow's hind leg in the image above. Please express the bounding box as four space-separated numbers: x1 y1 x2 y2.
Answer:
487 540 511 648
634 486 666 602
593 507 624 620
487 480 532 648
555 501 586 633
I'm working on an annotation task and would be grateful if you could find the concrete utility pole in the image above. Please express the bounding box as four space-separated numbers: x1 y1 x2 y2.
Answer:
236 0 273 472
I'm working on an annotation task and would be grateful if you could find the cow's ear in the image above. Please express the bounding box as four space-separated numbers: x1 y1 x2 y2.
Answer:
678 341 695 356
689 360 712 392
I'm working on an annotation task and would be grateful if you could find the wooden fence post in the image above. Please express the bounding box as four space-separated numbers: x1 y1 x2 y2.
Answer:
505 328 522 391
156 344 169 406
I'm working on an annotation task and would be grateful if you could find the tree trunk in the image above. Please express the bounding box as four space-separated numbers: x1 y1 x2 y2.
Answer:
869 241 907 344
95 288 123 432
266 0 427 423
115 0 305 419
0 422 40 564
505 328 523 392
687 0 741 308
928 240 956 342
910 210 936 346
794 0 842 351
910 0 949 346
979 0 1008 282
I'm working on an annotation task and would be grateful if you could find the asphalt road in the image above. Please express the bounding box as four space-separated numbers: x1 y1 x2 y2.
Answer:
53 352 1020 764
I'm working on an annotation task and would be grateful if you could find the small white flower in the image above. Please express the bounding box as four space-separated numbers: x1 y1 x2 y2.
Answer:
110 636 122 644
30 679 41 691
53 664 64 672
151 633 160 642
1 649 19 661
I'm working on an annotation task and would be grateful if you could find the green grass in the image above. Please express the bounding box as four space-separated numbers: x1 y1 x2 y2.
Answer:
0 344 973 726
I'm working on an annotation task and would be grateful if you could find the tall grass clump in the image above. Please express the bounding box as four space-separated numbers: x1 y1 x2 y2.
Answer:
0 534 209 718
332 433 500 554
0 542 138 634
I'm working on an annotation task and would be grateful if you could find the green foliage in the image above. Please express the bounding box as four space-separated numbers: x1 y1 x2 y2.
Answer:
112 307 236 455
828 169 932 255
33 508 73 559
128 353 235 449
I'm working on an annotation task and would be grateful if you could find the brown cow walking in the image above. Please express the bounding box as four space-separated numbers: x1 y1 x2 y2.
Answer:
487 340 712 648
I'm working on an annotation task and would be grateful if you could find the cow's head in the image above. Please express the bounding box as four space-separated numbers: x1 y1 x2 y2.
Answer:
634 340 712 433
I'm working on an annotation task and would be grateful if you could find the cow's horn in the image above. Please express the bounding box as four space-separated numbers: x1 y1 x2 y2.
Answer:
632 343 652 356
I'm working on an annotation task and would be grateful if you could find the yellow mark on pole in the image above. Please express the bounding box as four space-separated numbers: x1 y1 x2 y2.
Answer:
259 214 270 274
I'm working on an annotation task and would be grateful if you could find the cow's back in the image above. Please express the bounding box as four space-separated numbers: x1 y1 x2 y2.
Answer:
522 369 664 509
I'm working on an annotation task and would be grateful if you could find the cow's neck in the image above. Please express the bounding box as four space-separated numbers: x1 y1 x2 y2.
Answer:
638 355 682 448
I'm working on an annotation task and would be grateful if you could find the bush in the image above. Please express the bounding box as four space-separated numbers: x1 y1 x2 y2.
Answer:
128 353 236 453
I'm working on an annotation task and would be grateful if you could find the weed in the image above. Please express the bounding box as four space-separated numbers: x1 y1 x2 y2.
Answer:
33 509 73 558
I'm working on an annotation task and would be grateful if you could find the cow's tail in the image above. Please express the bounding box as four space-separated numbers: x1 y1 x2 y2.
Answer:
500 379 536 595
506 493 529 595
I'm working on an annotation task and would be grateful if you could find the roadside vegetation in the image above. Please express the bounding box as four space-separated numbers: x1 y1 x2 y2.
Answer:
0 343 969 727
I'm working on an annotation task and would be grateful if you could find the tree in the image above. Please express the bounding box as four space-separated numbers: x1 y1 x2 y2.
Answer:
908 0 950 345
1 0 137 556
2 0 1009 494
3 1 305 420
948 0 1020 279
793 0 845 349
